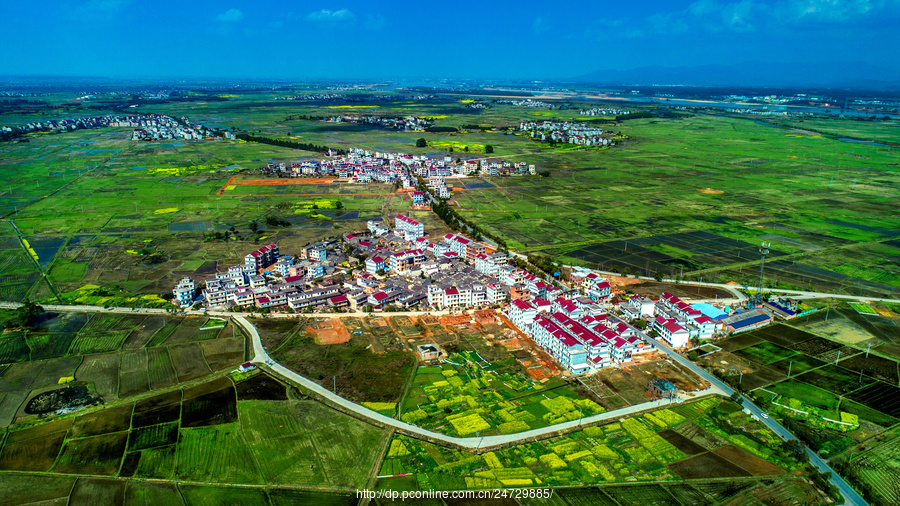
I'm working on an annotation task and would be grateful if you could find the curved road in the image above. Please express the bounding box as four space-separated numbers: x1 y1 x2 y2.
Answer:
641 331 866 506
233 315 723 450
1 300 869 503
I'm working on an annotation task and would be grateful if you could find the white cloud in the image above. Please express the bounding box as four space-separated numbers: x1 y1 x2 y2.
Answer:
777 0 886 23
216 8 244 23
306 8 355 22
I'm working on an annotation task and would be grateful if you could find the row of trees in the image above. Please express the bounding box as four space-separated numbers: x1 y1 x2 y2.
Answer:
236 133 347 156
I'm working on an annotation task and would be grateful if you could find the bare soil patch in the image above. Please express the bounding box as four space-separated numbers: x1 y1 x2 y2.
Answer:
306 318 352 345
236 373 288 401
714 445 786 476
668 451 750 479
71 403 134 438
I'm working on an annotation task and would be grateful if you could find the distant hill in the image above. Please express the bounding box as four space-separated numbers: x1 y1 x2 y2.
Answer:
575 62 900 90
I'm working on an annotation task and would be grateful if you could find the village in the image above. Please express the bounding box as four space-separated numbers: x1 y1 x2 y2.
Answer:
173 203 797 380
257 147 537 190
520 120 613 146
0 113 215 141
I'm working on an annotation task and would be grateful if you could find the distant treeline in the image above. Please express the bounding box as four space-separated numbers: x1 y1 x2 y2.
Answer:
285 114 328 121
406 87 534 98
236 133 348 155
424 126 458 133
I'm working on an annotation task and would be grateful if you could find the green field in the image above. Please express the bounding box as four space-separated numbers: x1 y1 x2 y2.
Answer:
2 92 896 300
399 361 602 436
377 397 806 490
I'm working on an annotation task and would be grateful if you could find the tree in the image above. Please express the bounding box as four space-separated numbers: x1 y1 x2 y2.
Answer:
249 222 259 233
416 138 427 148
655 270 664 281
484 145 494 154
14 301 43 329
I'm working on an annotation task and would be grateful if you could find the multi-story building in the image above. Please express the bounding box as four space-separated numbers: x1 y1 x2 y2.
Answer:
366 255 386 274
244 243 279 270
388 249 426 274
474 252 507 276
395 214 424 241
173 277 195 307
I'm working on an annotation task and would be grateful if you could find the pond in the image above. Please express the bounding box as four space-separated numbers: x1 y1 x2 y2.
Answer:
837 138 891 147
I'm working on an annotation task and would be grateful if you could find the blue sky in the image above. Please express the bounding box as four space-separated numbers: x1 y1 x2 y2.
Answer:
1 0 898 80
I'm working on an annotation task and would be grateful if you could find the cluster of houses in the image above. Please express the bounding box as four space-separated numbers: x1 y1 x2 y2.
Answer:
504 293 650 374
130 115 215 141
324 115 429 131
579 108 630 116
520 120 612 146
275 93 437 102
0 113 213 141
255 148 542 192
495 99 556 108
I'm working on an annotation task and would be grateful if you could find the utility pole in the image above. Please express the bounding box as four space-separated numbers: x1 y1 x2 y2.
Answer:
866 343 871 358
835 349 841 364
758 242 770 292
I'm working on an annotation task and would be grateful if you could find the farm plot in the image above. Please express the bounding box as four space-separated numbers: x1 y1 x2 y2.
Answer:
169 343 212 382
0 422 69 471
796 364 875 396
128 421 179 451
235 373 287 401
565 231 787 278
68 477 126 506
174 423 263 485
124 482 184 506
179 484 269 505
275 330 414 403
70 403 134 438
147 347 178 390
768 381 842 413
553 487 619 506
400 361 602 436
198 337 244 371
847 382 900 418
852 437 900 505
796 310 877 345
74 353 119 401
25 332 77 361
733 341 798 365
838 353 899 384
0 474 76 504
123 315 167 349
715 332 763 352
130 444 177 480
378 397 797 490
53 431 128 475
162 318 206 344
0 332 30 363
238 400 386 488
788 335 843 356
182 383 237 428
767 354 826 377
752 324 822 348
32 355 83 390
132 390 182 428
145 318 184 348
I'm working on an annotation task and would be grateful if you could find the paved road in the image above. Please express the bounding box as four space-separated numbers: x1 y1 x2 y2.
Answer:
1 301 869 501
642 331 866 506
233 315 723 450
